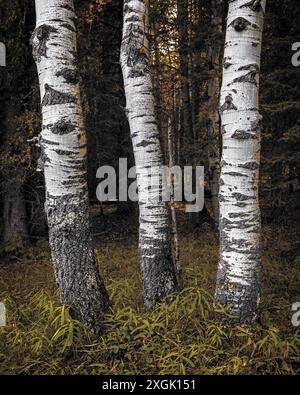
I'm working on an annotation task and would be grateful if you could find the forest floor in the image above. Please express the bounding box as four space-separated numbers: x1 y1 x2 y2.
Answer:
0 209 299 375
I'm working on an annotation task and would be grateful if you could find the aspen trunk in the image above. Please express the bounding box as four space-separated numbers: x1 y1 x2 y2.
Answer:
32 0 110 334
120 0 178 309
215 0 266 324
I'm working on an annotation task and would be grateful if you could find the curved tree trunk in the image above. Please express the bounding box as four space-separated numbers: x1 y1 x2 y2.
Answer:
120 0 178 309
31 0 110 334
215 0 266 324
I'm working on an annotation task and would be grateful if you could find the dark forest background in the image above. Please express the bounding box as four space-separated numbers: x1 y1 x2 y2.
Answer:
0 0 299 248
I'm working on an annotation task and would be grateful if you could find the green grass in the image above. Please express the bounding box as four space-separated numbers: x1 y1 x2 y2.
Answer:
0 230 299 375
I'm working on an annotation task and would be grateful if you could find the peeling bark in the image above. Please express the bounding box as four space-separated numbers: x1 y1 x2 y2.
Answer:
32 0 110 334
120 0 178 309
215 0 266 324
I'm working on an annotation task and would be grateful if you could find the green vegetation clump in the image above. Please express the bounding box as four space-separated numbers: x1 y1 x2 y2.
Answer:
0 232 299 375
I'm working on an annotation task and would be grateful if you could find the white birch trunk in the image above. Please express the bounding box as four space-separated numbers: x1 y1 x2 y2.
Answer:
215 0 266 324
120 0 178 309
31 0 109 334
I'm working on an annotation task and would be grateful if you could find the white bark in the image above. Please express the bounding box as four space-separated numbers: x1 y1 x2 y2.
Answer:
215 0 266 324
32 0 109 334
120 0 178 309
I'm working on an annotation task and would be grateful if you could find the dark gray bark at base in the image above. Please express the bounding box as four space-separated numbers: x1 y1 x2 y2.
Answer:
32 0 110 334
47 197 110 333
139 228 177 309
120 0 179 310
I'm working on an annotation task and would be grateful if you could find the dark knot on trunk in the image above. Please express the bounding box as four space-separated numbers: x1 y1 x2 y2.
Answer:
220 95 237 113
230 17 251 32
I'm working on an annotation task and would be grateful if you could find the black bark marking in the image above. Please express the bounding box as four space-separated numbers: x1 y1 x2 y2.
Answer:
220 95 237 113
61 23 76 32
56 68 80 84
232 192 252 201
123 22 150 78
224 56 233 69
42 84 76 106
125 15 141 23
132 114 149 119
224 171 247 177
240 0 263 12
230 17 251 31
232 64 260 86
229 212 249 218
61 4 74 11
136 140 154 148
31 25 58 62
239 161 259 170
54 149 77 156
51 120 76 135
40 137 59 146
231 129 257 139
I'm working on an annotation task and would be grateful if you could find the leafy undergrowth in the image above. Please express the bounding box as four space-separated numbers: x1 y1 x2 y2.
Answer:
0 231 299 375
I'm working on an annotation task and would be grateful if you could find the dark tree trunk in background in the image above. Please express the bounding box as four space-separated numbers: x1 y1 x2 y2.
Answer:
177 0 193 162
2 102 28 243
207 0 224 225
3 179 28 243
0 0 32 244
78 0 133 209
